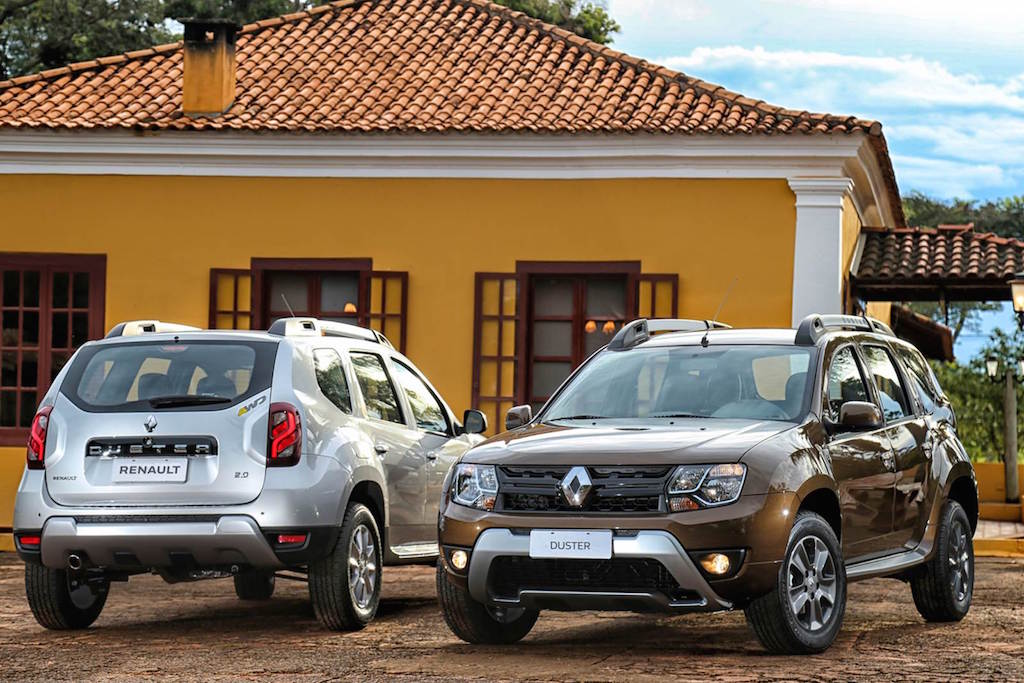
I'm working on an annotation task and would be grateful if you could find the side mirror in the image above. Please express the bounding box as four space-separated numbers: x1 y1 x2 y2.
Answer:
833 401 883 432
505 405 533 431
462 409 488 435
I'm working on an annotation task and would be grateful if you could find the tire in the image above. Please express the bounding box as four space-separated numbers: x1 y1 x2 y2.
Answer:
910 500 973 622
24 563 109 630
308 503 382 630
234 570 276 601
436 562 538 644
745 511 847 654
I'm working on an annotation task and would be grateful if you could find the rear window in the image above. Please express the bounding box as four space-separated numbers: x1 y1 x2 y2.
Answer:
61 340 278 412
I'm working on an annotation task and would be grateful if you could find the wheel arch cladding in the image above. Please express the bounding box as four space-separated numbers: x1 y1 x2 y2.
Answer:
946 475 979 534
348 479 387 544
797 488 842 541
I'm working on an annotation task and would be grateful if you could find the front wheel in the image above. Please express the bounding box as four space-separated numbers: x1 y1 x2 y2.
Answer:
436 563 538 644
910 500 973 622
744 511 847 654
308 503 382 630
25 564 109 630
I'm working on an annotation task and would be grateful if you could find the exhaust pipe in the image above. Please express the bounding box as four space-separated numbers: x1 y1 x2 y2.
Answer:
67 554 83 571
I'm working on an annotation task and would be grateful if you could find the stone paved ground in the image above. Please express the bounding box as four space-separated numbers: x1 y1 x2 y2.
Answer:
1 553 1022 682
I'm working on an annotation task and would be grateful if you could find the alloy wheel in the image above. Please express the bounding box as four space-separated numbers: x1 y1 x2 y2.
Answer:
948 517 971 602
786 535 838 632
348 523 377 610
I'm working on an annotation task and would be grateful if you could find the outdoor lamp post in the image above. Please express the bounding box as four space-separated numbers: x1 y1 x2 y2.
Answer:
1011 272 1024 330
986 356 1021 504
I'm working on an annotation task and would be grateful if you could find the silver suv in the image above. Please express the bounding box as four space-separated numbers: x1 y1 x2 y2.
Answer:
14 318 487 630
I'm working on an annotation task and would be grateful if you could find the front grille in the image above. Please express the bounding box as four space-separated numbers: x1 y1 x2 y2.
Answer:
488 556 697 602
497 466 671 514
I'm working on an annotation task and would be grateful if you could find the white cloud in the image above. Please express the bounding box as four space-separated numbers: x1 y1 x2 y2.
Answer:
891 155 1009 199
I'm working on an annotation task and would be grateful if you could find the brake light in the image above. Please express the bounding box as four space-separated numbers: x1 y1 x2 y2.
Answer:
17 534 41 549
268 402 301 467
276 533 307 545
26 406 52 470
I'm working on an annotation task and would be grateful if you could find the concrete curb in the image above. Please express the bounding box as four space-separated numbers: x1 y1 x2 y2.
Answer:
974 538 1024 558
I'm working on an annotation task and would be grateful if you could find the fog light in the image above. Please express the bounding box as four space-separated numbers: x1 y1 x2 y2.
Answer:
450 550 468 570
700 552 731 576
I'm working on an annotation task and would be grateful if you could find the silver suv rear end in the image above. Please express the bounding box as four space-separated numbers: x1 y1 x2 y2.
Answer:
14 318 486 630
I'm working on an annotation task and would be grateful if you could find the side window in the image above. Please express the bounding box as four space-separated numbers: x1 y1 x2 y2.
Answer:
825 346 870 422
313 348 352 414
350 352 404 424
895 347 938 413
391 361 449 434
861 345 911 421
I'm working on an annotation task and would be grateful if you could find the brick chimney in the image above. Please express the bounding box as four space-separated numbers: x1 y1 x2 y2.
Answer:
180 18 241 116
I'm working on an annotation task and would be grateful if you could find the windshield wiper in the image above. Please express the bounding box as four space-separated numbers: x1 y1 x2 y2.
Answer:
648 412 710 419
148 395 233 408
547 414 612 421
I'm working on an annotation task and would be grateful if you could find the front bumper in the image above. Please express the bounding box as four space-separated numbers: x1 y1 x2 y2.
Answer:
466 528 732 613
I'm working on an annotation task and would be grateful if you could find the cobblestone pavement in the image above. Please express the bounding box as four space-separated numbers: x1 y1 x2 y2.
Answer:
1 553 1022 682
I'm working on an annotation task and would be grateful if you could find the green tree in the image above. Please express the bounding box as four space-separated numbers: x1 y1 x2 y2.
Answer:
493 0 619 44
903 191 1024 240
161 0 305 25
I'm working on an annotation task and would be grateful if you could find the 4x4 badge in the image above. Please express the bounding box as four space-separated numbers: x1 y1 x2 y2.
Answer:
143 415 158 433
560 466 592 507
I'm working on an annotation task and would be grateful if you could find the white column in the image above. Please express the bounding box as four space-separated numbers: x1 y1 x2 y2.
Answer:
787 177 854 326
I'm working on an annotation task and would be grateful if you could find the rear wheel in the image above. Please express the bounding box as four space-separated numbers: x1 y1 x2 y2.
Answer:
308 503 381 630
436 563 538 644
910 500 973 622
25 564 109 630
234 569 275 601
745 511 847 654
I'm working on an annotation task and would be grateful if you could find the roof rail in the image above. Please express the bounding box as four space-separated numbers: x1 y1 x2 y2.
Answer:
267 317 394 348
106 320 201 338
608 318 731 351
794 314 895 345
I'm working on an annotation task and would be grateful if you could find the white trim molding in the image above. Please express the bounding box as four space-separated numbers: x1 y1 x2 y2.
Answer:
788 177 856 326
0 129 895 225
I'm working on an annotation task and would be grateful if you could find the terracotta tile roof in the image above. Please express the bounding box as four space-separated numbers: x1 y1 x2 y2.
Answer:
856 225 1024 283
0 0 902 220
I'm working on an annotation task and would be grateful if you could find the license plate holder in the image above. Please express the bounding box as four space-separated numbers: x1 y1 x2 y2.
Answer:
528 529 613 560
111 457 189 483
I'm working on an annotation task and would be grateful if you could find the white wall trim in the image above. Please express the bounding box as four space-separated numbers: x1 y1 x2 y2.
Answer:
788 177 855 325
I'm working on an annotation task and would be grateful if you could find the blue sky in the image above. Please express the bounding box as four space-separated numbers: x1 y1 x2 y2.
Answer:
606 0 1024 356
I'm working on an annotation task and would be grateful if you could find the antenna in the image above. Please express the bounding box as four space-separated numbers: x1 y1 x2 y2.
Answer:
280 294 296 318
712 277 738 322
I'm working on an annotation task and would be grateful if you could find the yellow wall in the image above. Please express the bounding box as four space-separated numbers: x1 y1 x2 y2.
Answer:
0 175 797 536
841 194 863 313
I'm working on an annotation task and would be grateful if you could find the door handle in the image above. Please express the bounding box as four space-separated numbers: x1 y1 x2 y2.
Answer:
425 451 439 461
374 443 390 455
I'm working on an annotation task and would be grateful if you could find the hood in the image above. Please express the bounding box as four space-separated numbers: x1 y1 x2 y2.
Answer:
463 419 794 466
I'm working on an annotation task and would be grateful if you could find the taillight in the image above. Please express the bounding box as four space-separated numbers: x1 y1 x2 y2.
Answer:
26 406 52 470
268 402 301 467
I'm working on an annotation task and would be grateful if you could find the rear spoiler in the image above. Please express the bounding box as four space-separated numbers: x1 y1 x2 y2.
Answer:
608 318 731 351
106 320 201 338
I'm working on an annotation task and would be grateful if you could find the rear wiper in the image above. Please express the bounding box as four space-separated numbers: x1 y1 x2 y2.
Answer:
547 414 611 421
649 412 710 418
148 395 233 408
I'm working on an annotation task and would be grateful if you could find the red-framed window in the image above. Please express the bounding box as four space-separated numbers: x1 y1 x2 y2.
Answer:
1 254 106 445
471 263 677 433
212 259 409 352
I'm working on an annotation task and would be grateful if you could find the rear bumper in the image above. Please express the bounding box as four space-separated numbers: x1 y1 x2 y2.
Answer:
465 528 732 613
37 515 284 569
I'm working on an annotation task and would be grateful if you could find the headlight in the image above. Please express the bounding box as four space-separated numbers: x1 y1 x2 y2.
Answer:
667 463 746 510
451 464 498 510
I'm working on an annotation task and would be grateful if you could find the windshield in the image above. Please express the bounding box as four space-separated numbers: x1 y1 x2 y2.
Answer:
61 339 278 412
542 344 813 423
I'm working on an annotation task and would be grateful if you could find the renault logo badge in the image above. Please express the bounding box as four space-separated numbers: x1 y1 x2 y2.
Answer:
560 466 592 507
144 415 158 433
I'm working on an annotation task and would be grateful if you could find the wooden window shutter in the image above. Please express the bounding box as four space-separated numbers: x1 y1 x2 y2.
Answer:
471 273 523 434
209 269 252 330
632 273 679 319
360 271 408 353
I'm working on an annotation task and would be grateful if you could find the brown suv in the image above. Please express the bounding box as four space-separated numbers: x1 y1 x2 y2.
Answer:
436 315 978 654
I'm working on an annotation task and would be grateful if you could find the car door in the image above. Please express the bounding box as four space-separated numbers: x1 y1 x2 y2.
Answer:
348 350 425 549
823 344 897 560
889 344 941 549
387 358 468 532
